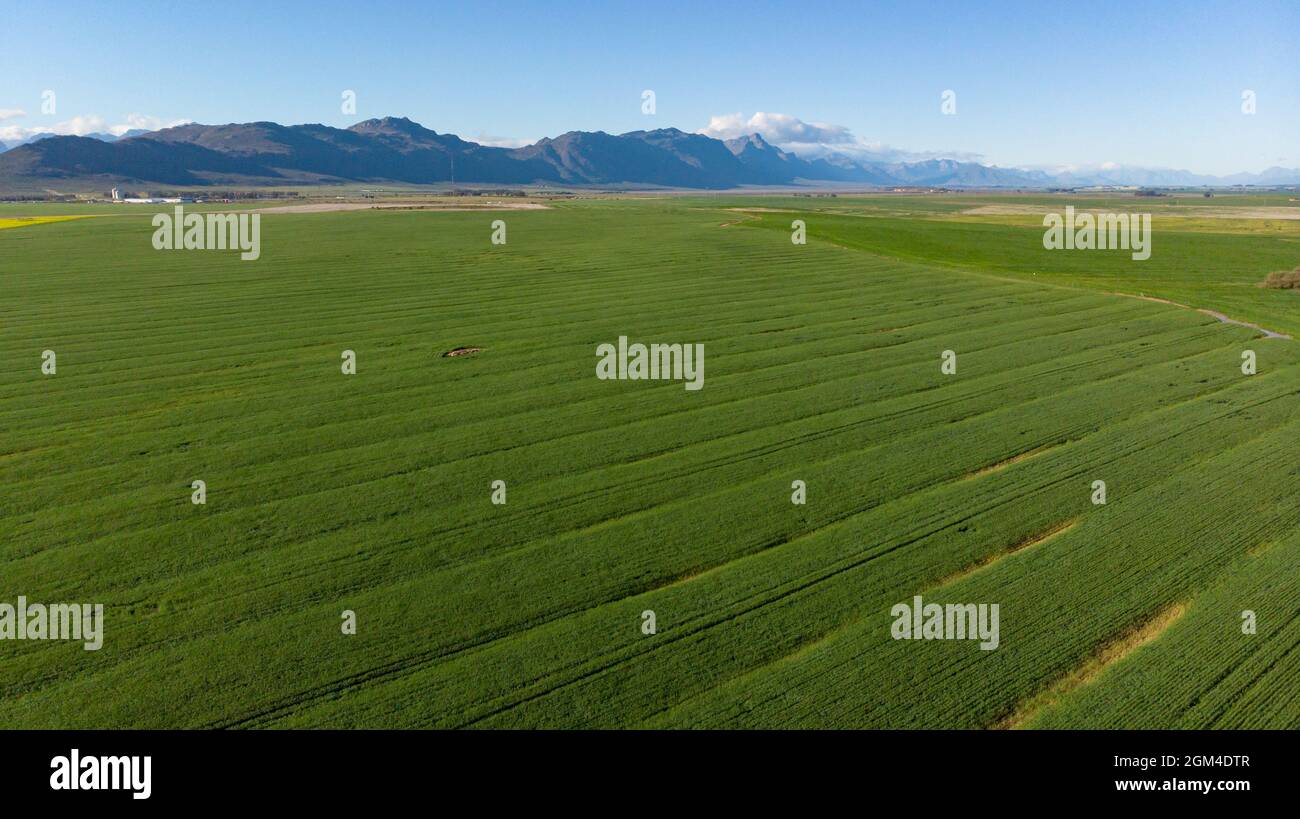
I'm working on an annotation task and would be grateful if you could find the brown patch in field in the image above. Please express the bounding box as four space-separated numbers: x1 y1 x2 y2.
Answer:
719 212 762 228
442 346 483 357
250 203 374 213
993 601 1189 729
965 443 1059 480
936 518 1078 588
1247 539 1278 557
1258 268 1300 289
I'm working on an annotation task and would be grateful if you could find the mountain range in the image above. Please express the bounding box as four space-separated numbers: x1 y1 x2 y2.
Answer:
1 116 1296 191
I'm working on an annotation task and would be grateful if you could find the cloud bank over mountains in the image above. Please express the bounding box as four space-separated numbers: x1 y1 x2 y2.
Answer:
0 113 191 146
699 111 985 164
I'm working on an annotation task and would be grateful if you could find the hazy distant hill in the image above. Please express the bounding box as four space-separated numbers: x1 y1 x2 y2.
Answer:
1 116 1296 190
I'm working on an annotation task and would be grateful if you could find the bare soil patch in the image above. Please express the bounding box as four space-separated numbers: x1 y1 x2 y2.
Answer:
442 346 484 357
1259 268 1300 289
250 203 374 213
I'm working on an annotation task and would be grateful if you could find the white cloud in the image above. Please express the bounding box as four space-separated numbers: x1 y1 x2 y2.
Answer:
56 114 110 135
471 132 533 148
110 113 191 136
700 111 854 145
0 113 190 143
698 110 983 164
0 108 27 121
1024 161 1127 174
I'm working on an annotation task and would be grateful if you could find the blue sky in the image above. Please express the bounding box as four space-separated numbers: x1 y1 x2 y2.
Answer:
1 0 1296 174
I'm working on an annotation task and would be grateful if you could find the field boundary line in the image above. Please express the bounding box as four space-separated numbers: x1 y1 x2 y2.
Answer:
1111 292 1292 340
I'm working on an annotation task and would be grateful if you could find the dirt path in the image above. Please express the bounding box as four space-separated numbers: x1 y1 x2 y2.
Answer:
250 203 373 213
252 202 551 214
718 210 763 228
375 202 550 212
1113 292 1292 339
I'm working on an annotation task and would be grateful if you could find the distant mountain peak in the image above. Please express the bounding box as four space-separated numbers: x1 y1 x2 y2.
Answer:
724 133 777 156
349 116 435 135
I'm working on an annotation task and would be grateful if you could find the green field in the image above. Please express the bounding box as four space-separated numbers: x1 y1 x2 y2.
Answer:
1 194 1296 728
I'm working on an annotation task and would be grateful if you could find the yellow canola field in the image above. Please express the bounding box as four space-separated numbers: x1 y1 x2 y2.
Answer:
0 216 95 230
